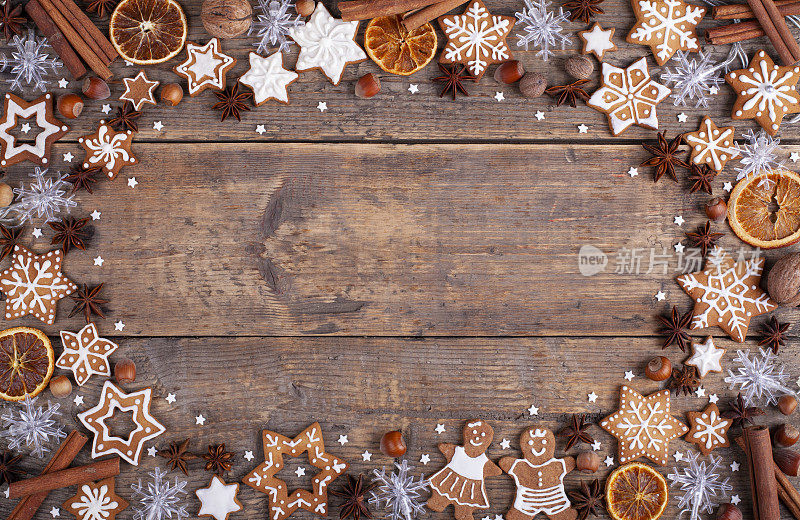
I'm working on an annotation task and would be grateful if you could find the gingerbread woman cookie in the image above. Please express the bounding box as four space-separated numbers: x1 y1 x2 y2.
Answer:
427 420 502 520
500 427 576 520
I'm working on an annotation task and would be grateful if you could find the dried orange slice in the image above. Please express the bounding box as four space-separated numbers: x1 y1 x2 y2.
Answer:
728 169 800 249
110 0 188 65
606 462 668 520
0 327 54 402
364 15 436 75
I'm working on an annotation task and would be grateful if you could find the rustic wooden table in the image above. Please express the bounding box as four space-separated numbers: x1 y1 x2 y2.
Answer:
1 1 800 519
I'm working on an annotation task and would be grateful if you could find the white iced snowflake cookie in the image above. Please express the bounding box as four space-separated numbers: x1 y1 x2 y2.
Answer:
579 23 616 61
239 51 298 105
57 323 119 386
684 117 739 172
626 0 705 66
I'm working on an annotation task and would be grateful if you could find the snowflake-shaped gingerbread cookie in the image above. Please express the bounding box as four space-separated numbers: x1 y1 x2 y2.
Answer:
78 121 136 179
0 92 69 167
684 117 739 172
439 0 514 79
63 478 129 520
685 403 731 455
239 51 298 105
57 323 119 386
174 38 236 96
627 0 705 66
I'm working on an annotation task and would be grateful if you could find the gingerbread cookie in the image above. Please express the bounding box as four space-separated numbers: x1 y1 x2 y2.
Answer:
438 0 514 79
600 385 688 466
0 245 76 324
587 57 671 136
627 0 705 65
684 117 739 172
579 23 616 61
57 323 119 386
119 71 159 111
726 50 800 136
77 380 166 465
243 422 348 520
78 120 136 179
197 475 242 520
174 38 236 96
0 93 69 167
290 3 366 85
677 247 776 342
499 427 577 520
63 478 129 520
685 336 724 378
427 420 502 520
239 51 298 105
685 403 732 455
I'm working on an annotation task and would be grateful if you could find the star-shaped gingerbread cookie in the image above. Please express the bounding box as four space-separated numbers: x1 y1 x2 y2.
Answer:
57 322 119 386
0 93 69 167
63 478 129 520
685 403 732 455
174 38 236 96
626 0 705 65
120 70 159 111
438 0 514 79
78 380 166 465
78 120 136 179
579 23 616 61
684 117 739 172
0 245 76 324
677 247 776 342
243 422 348 520
600 385 688 465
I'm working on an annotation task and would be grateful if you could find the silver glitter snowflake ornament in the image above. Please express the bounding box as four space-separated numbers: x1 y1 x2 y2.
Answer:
514 0 571 61
131 467 188 520
13 167 76 224
661 50 727 108
733 129 784 182
1 396 67 458
725 348 796 406
249 0 304 54
669 451 732 520
0 29 62 92
370 460 429 520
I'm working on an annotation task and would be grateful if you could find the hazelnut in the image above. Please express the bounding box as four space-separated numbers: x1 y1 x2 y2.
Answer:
705 197 727 222
774 447 800 476
716 503 743 520
645 356 672 381
81 76 110 100
57 94 83 119
779 394 797 415
576 451 600 473
161 83 184 106
767 252 800 305
494 60 525 84
355 73 381 99
201 0 252 39
380 431 407 457
114 358 136 384
565 55 593 80
49 375 72 398
0 182 13 207
774 423 800 447
519 72 546 98
295 0 315 16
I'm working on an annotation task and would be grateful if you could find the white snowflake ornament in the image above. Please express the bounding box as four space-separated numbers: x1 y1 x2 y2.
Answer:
370 460 429 520
661 50 726 108
668 451 732 520
131 468 188 520
0 29 62 92
250 0 303 54
514 0 571 61
1 397 66 457
13 167 76 224
734 129 785 181
725 348 796 406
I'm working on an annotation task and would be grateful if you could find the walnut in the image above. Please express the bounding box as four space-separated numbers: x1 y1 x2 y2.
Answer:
201 0 252 39
767 252 800 305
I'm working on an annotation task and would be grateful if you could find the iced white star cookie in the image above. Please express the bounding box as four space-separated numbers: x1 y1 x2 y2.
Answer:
685 336 725 378
239 51 298 105
174 38 236 96
579 23 616 60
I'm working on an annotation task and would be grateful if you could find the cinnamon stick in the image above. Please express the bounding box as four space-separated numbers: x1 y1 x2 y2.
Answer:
24 0 86 79
49 0 117 63
745 0 797 64
707 20 766 43
762 0 800 62
402 0 467 31
9 458 120 499
7 431 87 520
713 0 800 19
339 0 444 21
775 469 800 520
742 426 781 520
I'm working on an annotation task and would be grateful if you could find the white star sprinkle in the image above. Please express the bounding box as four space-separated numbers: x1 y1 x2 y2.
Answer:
731 461 739 471
588 392 598 402
256 124 266 135
709 394 719 404
655 291 666 301
723 181 733 192
500 438 510 449
114 320 125 331
408 84 419 94
295 466 305 477
20 123 30 134
604 456 614 467
153 121 163 131
244 450 254 461
695 387 706 397
731 495 740 505
420 454 430 464
147 446 158 457
362 450 372 461
624 370 634 381
674 215 685 226
58 78 68 88
127 177 138 188
528 404 539 416
165 393 176 404
535 110 545 120
50 507 60 517
591 440 602 451
435 424 446 434
31 228 42 238
73 394 83 406
91 210 101 220
93 256 104 266
578 123 588 133
677 112 688 122
674 451 684 461
494 92 505 101
338 435 348 445
62 152 73 162
674 242 685 253
628 167 639 177
710 86 719 95
101 104 111 114
317 101 327 112
195 414 206 425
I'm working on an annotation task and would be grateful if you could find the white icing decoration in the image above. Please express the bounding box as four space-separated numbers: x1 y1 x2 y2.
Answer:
196 476 242 520
239 51 298 105
0 95 64 166
71 483 121 520
441 0 513 77
508 458 570 516
684 117 739 171
580 23 615 60
685 337 725 378
57 323 119 386
691 408 730 450
175 39 235 95
628 0 704 64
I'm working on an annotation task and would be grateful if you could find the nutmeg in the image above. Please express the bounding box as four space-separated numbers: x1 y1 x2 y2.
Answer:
380 431 407 457
705 197 727 222
774 423 800 447
779 394 797 415
114 358 136 384
494 60 525 84
565 55 593 80
0 182 13 207
767 252 800 306
576 451 600 473
295 0 315 16
201 0 252 39
355 73 381 99
57 94 83 119
519 72 546 98
49 374 72 398
774 447 800 476
161 83 184 106
716 503 742 520
645 356 672 381
81 76 110 100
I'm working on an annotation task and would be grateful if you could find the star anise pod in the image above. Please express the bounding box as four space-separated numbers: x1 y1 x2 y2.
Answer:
49 216 90 254
108 102 141 132
0 224 22 262
66 164 101 194
158 439 197 476
0 1 26 42
562 0 604 23
568 479 604 520
433 63 476 100
0 449 22 485
545 79 590 107
641 131 687 183
657 305 692 352
722 393 765 428
69 283 107 323
84 0 118 18
330 474 379 520
759 316 790 353
669 365 699 396
201 443 234 475
687 163 716 194
686 220 724 257
559 414 594 450
212 83 252 122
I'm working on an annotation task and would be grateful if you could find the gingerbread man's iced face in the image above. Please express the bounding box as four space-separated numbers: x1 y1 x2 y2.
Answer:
520 428 555 463
463 420 494 457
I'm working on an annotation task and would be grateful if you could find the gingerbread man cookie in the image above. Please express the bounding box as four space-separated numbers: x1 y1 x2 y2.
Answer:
499 427 576 520
427 420 502 520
